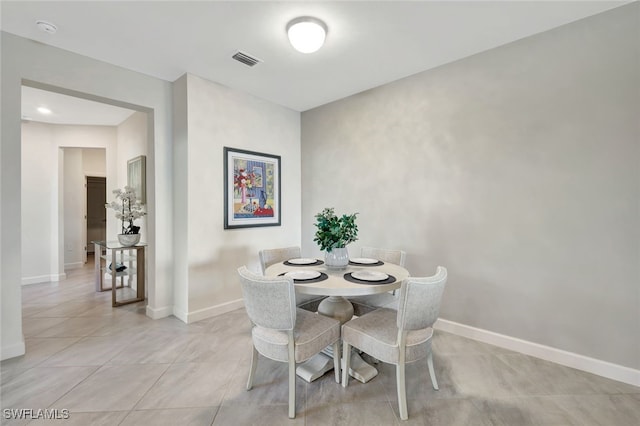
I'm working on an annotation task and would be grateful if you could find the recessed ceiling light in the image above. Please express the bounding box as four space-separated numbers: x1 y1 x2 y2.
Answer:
287 17 327 54
36 20 57 34
37 107 52 115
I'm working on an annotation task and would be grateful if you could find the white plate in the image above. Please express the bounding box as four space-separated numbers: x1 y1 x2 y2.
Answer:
285 270 321 280
351 271 389 281
350 257 379 264
288 258 317 265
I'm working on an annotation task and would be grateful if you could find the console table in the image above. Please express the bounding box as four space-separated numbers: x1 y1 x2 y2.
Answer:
92 240 146 307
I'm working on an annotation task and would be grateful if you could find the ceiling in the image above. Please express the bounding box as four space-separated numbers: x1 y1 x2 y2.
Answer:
21 85 136 126
2 1 629 125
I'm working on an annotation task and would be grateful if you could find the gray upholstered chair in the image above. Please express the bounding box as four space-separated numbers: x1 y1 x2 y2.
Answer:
341 266 447 421
361 247 406 266
259 246 326 311
349 247 407 316
259 246 302 272
238 266 341 419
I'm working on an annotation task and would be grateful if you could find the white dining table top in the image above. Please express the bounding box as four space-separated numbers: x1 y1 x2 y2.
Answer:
265 259 409 297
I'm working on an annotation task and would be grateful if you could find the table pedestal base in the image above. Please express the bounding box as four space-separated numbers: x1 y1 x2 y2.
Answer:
317 295 354 323
344 352 378 383
296 295 379 383
296 353 335 382
296 350 378 384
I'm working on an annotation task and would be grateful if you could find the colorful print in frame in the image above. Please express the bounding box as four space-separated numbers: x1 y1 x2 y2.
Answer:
224 147 281 229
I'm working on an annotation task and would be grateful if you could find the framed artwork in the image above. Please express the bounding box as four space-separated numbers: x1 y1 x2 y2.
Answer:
127 155 146 204
224 147 281 229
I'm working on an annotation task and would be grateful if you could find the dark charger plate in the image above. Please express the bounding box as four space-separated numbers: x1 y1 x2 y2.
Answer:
343 272 396 285
348 260 384 266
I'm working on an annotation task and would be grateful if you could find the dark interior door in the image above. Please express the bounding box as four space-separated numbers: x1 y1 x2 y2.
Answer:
86 176 106 255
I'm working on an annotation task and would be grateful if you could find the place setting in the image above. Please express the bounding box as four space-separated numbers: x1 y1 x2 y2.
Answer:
284 257 324 266
349 257 384 266
344 270 396 284
279 269 328 283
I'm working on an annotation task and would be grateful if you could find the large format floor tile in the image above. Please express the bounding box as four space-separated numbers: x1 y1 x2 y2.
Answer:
25 411 128 426
553 394 640 426
213 404 306 426
120 408 218 426
135 362 233 410
1 337 80 372
53 364 169 412
1 366 98 412
222 356 307 408
304 400 401 426
40 335 138 367
2 259 639 425
470 396 581 426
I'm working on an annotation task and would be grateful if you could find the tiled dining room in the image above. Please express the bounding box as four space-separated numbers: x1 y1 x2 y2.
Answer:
2 256 639 425
2 1 639 426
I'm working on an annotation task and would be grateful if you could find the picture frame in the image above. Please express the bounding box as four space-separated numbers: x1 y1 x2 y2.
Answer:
127 155 146 204
224 147 281 229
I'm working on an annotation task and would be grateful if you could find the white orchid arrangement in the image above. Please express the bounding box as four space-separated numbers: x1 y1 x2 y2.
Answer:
106 186 146 235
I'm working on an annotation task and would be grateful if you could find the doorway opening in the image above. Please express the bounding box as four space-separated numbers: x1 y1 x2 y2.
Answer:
20 81 149 287
86 176 107 260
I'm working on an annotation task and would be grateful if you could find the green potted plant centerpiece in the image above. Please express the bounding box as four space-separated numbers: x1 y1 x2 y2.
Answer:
313 207 358 269
106 186 146 246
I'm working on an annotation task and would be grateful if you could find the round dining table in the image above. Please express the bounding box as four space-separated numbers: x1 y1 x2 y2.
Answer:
265 258 409 383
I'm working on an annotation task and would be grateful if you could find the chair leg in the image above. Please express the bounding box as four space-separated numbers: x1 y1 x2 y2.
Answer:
288 338 296 419
332 341 341 383
342 342 351 387
427 351 439 390
396 362 408 421
246 346 258 390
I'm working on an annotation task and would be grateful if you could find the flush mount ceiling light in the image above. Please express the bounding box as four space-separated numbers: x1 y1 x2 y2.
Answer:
286 17 327 54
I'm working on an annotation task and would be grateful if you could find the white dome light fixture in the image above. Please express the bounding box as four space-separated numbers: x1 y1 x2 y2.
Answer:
287 17 327 54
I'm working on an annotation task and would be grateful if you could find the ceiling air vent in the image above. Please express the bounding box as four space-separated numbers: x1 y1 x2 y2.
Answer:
232 51 262 67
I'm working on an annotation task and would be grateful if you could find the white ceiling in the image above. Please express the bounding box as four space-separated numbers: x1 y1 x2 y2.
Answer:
2 1 629 125
21 86 136 126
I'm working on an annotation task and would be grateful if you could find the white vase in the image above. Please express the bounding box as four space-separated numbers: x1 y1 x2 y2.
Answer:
325 247 349 269
117 233 140 247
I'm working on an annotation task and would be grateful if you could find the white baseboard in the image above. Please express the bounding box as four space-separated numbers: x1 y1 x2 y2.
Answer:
172 308 189 324
185 299 245 324
145 304 173 320
64 262 84 270
435 318 640 387
22 275 51 285
1 339 26 361
21 273 67 285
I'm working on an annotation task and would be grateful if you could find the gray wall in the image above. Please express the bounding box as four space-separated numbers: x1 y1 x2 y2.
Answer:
301 4 639 369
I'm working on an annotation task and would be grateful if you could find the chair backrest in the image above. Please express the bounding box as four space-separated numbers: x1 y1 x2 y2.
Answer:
259 246 302 274
361 247 406 267
397 266 447 331
237 266 296 330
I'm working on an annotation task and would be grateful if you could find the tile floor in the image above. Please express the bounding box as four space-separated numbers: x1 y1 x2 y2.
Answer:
2 259 639 425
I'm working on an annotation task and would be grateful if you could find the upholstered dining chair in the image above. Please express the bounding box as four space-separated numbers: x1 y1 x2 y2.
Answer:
361 247 407 266
341 266 447 421
259 246 326 311
259 246 302 273
349 247 407 316
237 266 341 419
